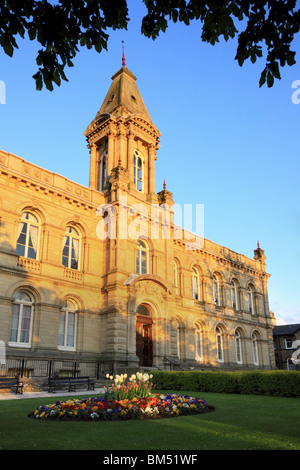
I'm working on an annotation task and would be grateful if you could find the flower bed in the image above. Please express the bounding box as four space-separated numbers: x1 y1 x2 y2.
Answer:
28 372 211 421
29 393 210 421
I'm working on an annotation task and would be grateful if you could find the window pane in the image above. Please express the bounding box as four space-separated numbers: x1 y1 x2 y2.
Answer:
136 251 140 274
13 291 31 302
25 212 38 223
141 251 147 274
20 305 31 343
16 222 27 256
28 224 38 259
67 313 75 347
9 304 20 342
58 312 66 346
62 235 70 267
71 238 79 269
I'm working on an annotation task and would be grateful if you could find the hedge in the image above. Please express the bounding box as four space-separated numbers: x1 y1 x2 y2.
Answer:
151 370 300 398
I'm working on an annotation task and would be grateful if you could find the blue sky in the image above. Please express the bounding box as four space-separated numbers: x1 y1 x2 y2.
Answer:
0 1 299 325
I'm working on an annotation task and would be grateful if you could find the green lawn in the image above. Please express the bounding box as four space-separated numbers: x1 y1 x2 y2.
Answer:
0 391 299 450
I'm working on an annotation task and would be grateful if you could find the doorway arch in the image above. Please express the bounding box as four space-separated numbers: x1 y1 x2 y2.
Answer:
136 304 153 367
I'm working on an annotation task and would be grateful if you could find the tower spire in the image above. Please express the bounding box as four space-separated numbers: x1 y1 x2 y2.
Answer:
122 41 125 67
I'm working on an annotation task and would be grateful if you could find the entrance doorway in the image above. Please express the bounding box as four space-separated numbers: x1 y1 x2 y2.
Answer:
136 304 153 367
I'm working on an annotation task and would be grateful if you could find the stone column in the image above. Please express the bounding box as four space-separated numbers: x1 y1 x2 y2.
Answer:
89 144 98 190
148 144 156 194
127 132 135 184
107 131 115 177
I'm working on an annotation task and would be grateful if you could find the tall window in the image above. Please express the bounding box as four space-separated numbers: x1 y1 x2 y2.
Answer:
9 291 33 347
133 150 143 192
176 320 181 359
235 330 243 364
248 285 255 314
231 279 239 310
62 226 81 270
252 332 259 365
216 326 224 362
58 299 78 350
136 239 149 274
99 149 107 192
195 323 203 361
16 211 40 260
174 260 180 295
191 267 200 300
213 274 220 306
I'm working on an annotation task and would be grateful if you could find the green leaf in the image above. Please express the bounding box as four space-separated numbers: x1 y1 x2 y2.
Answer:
4 42 13 57
259 68 267 87
267 71 274 88
28 27 36 41
53 70 61 86
33 73 43 91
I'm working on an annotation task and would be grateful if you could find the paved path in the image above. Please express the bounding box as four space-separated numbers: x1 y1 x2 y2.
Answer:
0 388 105 400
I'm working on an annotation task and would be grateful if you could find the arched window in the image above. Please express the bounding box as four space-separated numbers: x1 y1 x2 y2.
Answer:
99 149 107 192
9 290 34 347
235 329 243 364
231 279 239 310
191 267 200 300
213 274 220 306
16 211 40 260
136 239 149 274
195 323 203 361
62 226 81 270
216 326 224 362
248 284 255 314
133 150 143 192
252 332 259 365
58 299 78 350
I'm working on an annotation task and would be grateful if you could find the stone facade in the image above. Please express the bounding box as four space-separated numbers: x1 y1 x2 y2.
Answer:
273 324 300 370
0 63 276 374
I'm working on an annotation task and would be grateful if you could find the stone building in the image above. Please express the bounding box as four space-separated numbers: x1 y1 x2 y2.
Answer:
273 324 300 370
0 60 276 375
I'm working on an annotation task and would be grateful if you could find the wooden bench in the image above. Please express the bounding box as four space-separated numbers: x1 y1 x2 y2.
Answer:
0 376 23 394
48 376 95 393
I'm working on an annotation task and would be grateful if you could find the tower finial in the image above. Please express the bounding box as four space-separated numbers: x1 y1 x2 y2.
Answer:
163 179 166 190
257 240 260 249
122 41 125 67
118 156 122 166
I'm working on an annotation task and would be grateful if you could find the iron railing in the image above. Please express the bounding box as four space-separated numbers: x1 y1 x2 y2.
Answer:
0 356 114 379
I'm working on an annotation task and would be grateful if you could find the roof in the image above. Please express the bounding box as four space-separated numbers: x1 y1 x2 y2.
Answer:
97 66 152 120
273 324 300 336
84 65 160 139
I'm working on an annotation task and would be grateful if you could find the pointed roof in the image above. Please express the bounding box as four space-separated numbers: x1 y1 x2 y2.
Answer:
96 66 152 121
84 61 160 142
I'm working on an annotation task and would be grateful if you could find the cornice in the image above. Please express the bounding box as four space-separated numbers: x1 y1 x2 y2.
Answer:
0 150 105 212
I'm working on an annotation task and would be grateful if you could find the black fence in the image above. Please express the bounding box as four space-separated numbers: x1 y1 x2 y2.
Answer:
0 356 114 379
